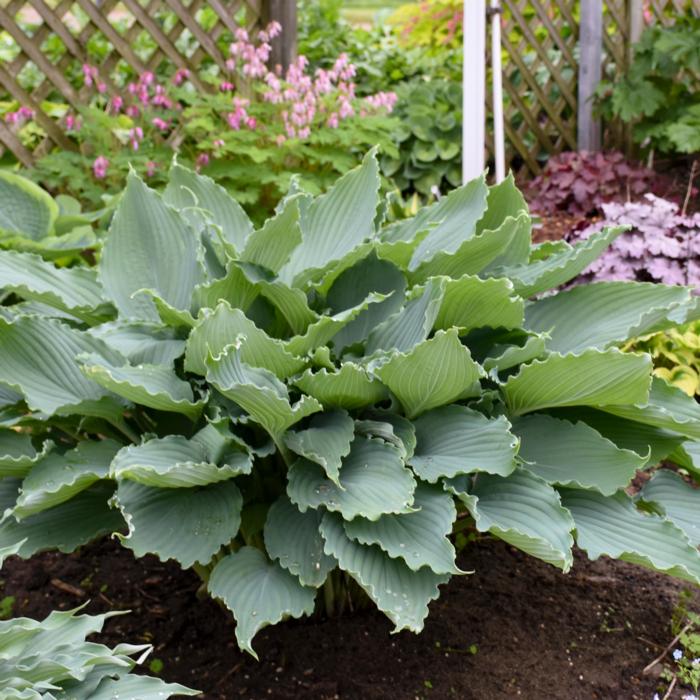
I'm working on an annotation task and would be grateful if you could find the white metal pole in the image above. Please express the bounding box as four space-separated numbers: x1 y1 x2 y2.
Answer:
462 0 486 183
490 0 505 182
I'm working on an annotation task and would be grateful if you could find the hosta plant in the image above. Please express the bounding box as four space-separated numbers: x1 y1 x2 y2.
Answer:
0 606 198 698
1 152 700 657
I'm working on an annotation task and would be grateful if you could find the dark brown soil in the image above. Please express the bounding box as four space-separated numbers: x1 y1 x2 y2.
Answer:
2 537 697 700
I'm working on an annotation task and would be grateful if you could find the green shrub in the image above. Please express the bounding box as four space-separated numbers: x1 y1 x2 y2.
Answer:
597 15 700 155
1 153 700 657
0 606 199 698
381 79 462 196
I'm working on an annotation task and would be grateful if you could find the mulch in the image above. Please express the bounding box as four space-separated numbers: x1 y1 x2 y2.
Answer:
2 536 696 699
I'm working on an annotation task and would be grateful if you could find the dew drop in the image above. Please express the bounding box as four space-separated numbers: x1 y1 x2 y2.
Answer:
251 610 258 617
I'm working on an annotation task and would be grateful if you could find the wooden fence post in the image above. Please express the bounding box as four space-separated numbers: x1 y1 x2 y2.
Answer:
577 0 603 151
262 0 297 71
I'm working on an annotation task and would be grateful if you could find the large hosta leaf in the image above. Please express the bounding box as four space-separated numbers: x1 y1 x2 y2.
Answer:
409 405 517 482
450 469 575 570
524 282 694 354
13 440 120 519
83 675 200 700
503 348 652 416
408 213 531 285
164 161 253 252
208 546 317 659
407 175 488 268
320 512 449 632
0 250 112 324
100 172 204 321
293 363 387 411
601 376 700 440
0 432 53 478
512 414 645 495
366 277 445 354
344 483 460 574
325 252 407 351
264 494 336 587
482 333 548 373
284 291 387 357
79 355 205 419
287 436 416 520
110 435 251 487
280 150 380 286
434 274 524 332
207 342 321 440
0 483 124 558
88 322 185 367
114 479 242 567
496 227 624 297
185 302 305 378
0 316 126 418
560 488 700 584
640 470 700 546
0 171 58 240
356 411 416 461
240 195 302 273
283 410 354 485
554 408 684 467
374 329 484 418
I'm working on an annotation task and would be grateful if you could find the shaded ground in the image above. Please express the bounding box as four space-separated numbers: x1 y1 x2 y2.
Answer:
2 537 696 699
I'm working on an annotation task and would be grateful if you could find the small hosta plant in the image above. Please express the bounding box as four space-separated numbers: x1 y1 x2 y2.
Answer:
1 151 700 657
0 606 199 698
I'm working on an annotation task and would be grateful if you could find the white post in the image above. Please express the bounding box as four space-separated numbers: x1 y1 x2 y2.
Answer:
490 0 505 182
577 0 603 151
462 0 486 183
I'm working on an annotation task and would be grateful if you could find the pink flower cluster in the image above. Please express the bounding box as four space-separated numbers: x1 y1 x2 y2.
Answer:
4 106 33 125
82 63 106 93
93 155 109 179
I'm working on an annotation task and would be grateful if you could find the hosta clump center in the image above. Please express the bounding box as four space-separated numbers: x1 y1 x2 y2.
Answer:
1 153 700 657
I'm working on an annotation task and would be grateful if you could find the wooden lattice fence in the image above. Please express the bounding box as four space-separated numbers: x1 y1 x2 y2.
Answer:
488 0 700 177
0 0 268 165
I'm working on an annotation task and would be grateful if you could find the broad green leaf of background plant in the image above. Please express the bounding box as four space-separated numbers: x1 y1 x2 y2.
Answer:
100 172 204 321
88 322 185 366
0 171 58 240
208 546 317 659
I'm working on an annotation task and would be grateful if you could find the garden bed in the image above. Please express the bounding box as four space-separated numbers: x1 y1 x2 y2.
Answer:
3 538 694 699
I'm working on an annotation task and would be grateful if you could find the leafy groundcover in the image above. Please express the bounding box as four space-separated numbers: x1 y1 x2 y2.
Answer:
0 151 699 657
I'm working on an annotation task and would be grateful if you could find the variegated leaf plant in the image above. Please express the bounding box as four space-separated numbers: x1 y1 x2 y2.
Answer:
0 152 699 657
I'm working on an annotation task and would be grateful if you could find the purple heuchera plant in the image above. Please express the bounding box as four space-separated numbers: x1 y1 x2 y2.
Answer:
566 194 700 286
